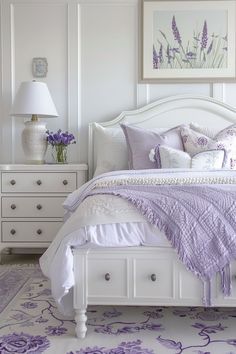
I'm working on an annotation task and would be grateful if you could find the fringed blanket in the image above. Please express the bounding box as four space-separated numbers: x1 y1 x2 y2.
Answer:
40 169 236 312
83 182 236 306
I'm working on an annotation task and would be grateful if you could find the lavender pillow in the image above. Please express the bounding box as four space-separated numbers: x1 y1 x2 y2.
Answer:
121 124 184 170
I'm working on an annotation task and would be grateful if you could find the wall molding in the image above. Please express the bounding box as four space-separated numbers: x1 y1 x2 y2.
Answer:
212 83 225 102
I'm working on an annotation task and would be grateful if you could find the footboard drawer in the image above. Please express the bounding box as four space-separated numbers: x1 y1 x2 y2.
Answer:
134 257 174 300
88 258 128 298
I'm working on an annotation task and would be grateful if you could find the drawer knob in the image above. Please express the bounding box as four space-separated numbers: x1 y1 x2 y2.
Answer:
37 229 42 235
10 179 16 185
151 273 157 282
10 229 16 235
11 204 16 210
104 273 110 281
63 180 68 185
36 204 42 210
36 180 42 186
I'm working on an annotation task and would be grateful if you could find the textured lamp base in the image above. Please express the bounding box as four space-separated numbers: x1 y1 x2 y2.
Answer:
22 120 47 164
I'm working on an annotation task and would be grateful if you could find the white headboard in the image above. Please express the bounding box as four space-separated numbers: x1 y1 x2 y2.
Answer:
88 94 236 179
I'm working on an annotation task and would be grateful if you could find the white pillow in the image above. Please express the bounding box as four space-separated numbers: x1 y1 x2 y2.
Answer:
93 123 167 177
93 123 128 177
158 145 225 169
190 122 218 139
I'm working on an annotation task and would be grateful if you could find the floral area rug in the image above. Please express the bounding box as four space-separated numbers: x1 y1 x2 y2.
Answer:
0 267 236 354
0 264 41 315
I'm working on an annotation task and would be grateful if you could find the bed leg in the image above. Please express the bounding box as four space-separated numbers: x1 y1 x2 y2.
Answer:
75 308 87 338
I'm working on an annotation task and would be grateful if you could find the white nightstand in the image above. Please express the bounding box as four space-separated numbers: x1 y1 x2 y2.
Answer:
0 164 88 261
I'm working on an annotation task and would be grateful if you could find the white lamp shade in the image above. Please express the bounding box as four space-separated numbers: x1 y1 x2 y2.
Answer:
11 81 58 117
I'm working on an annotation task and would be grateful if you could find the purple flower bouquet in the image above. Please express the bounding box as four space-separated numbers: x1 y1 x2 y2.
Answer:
46 129 76 164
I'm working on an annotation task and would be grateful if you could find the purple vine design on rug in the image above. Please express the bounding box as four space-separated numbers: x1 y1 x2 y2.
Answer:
172 307 236 321
67 339 154 354
0 332 50 354
157 322 236 353
0 278 75 336
89 307 164 335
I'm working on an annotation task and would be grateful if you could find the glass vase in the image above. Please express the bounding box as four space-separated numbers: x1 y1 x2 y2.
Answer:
52 145 68 164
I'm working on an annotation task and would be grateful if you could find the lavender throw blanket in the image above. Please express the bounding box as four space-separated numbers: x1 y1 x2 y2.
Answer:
86 184 236 306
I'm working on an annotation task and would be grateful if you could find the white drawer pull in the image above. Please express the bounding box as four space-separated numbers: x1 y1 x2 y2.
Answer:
63 180 68 185
36 180 42 186
11 204 16 210
37 229 42 235
36 204 42 210
10 179 16 185
10 229 16 235
104 273 111 281
150 274 157 282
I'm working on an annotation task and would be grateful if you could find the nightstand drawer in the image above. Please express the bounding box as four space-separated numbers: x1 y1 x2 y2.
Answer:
2 221 62 242
2 172 77 193
2 197 65 218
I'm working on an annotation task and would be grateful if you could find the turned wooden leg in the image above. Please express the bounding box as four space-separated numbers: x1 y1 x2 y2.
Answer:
75 308 87 338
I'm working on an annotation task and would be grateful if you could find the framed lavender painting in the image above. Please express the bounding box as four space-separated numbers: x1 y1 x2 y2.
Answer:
142 0 236 82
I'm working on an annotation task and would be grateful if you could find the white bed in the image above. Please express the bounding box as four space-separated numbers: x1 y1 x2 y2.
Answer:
40 94 236 339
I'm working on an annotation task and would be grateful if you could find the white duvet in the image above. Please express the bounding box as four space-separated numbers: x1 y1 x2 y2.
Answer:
39 168 236 316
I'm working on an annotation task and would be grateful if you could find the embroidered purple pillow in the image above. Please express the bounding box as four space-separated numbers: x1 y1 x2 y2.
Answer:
121 123 184 170
181 125 236 169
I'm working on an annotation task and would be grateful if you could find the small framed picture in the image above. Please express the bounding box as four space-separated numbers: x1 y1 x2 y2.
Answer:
32 57 48 78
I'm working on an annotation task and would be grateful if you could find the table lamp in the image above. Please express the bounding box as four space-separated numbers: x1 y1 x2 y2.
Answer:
11 81 58 164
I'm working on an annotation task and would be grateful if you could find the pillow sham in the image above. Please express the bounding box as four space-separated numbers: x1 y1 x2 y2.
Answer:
93 123 129 177
187 123 236 169
121 124 184 170
180 126 236 169
151 145 226 169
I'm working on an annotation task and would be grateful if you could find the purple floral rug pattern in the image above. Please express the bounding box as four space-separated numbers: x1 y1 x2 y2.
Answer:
0 268 236 353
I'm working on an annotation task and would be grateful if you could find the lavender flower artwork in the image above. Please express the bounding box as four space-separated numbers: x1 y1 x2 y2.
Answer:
46 129 76 164
153 10 228 70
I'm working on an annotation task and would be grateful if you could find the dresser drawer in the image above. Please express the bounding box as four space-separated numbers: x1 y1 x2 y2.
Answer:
2 172 77 193
88 258 128 298
134 257 174 299
2 221 62 242
2 197 65 218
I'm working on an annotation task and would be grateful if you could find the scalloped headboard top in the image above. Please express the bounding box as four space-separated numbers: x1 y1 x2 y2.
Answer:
88 94 236 178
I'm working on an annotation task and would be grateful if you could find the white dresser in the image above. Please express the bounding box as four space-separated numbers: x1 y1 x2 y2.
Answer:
0 164 87 259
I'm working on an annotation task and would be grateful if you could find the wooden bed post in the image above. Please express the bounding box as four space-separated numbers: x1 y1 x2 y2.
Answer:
73 249 88 338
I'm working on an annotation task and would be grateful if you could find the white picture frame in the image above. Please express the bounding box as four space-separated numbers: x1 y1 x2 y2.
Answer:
142 0 236 82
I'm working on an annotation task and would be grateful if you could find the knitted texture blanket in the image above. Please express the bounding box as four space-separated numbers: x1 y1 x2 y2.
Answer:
87 184 236 305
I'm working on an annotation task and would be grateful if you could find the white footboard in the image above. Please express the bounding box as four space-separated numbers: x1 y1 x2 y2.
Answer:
73 247 236 338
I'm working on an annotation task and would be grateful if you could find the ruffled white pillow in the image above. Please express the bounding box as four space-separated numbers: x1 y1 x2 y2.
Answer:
155 146 226 169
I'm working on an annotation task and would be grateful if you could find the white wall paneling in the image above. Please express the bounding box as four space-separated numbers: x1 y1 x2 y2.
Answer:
0 0 79 164
79 0 138 162
1 0 236 164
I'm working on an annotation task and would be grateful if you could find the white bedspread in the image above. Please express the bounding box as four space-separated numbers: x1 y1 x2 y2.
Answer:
39 168 236 315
